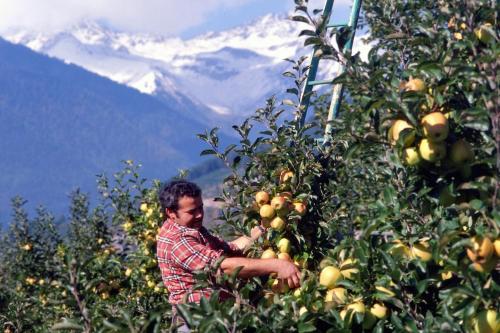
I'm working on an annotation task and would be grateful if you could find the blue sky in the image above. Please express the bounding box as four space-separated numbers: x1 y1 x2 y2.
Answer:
0 0 353 38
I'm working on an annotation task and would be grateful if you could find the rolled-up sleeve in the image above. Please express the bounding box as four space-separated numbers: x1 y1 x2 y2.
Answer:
171 234 224 272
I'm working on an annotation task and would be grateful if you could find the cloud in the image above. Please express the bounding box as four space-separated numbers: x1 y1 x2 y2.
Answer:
0 0 255 35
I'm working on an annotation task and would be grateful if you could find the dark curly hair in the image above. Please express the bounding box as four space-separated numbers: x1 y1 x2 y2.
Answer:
158 180 202 214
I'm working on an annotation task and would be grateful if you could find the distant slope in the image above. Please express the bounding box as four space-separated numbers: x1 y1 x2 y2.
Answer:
0 39 229 220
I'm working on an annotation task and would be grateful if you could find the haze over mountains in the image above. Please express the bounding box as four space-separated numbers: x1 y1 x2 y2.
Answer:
0 14 370 223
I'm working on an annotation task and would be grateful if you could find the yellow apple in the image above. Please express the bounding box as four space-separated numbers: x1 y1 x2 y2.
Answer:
475 23 495 44
403 147 421 166
405 78 426 92
411 241 432 262
299 306 308 316
319 266 341 289
421 112 449 142
277 252 292 261
371 303 388 319
259 204 275 219
494 239 500 257
261 248 277 259
255 191 270 206
340 258 359 280
21 243 33 251
270 216 286 232
390 119 415 147
467 236 494 263
419 139 446 162
450 140 474 165
271 196 290 215
293 202 307 216
277 238 291 253
473 309 499 333
343 302 366 323
441 270 453 280
279 170 295 184
325 287 347 304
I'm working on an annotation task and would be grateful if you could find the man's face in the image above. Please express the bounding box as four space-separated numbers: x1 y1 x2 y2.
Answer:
167 195 204 229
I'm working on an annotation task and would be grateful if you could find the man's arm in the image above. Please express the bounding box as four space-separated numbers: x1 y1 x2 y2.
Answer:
220 257 301 289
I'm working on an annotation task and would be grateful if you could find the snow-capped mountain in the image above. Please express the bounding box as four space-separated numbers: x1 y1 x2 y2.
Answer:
3 14 370 123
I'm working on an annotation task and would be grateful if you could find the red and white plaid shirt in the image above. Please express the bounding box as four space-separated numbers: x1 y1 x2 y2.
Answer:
156 219 240 304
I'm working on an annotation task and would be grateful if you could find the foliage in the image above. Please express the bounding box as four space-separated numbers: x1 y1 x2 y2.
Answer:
1 0 499 332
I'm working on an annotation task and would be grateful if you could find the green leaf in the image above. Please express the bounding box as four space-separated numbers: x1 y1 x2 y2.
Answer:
51 318 84 331
292 15 310 24
200 149 217 156
298 322 317 333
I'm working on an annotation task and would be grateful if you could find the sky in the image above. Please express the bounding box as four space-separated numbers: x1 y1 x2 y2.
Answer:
0 0 353 38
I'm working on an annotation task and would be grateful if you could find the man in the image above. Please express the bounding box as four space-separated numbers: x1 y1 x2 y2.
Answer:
156 180 301 322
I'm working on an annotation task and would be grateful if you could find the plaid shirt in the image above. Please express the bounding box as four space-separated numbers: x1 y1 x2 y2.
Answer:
157 219 240 304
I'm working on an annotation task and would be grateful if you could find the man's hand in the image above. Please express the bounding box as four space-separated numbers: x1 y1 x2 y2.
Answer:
250 224 266 241
276 260 301 289
220 257 301 288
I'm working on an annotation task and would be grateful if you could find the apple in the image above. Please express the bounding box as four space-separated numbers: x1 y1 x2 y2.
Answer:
494 239 500 257
270 216 286 232
467 236 494 263
421 112 449 142
343 302 366 321
405 78 426 92
255 191 270 206
411 241 432 262
473 309 499 333
277 238 291 253
325 287 347 304
259 204 275 219
370 303 388 319
475 23 495 44
293 202 307 216
299 306 308 316
279 170 295 184
450 140 474 165
390 120 415 147
319 266 341 289
419 139 446 162
271 196 290 215
277 252 292 261
340 258 359 280
261 248 277 259
403 147 421 166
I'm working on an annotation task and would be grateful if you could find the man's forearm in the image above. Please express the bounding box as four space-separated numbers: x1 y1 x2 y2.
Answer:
220 257 282 278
